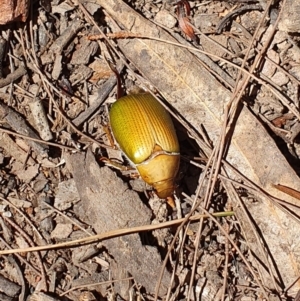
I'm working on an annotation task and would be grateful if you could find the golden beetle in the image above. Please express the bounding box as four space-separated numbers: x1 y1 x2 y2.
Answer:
109 93 180 199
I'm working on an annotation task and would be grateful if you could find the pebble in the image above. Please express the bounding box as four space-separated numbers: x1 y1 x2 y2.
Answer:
154 10 177 28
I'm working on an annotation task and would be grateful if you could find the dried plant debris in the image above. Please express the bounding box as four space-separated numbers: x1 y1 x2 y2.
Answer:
0 0 299 300
0 0 29 25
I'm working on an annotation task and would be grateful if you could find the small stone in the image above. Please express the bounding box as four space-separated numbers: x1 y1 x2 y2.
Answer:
51 223 73 239
290 65 300 81
261 49 279 78
278 0 300 32
194 14 220 33
54 179 80 210
154 10 177 28
13 163 39 183
271 71 289 86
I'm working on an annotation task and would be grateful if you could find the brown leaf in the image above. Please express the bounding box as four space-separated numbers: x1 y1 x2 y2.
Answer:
273 184 300 201
178 16 197 41
176 0 197 42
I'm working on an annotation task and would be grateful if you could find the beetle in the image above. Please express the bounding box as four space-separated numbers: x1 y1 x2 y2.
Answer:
109 92 180 199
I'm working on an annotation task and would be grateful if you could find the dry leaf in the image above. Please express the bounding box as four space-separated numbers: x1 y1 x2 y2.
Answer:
176 0 197 42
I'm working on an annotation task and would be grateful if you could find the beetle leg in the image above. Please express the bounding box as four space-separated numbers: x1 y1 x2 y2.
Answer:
99 157 135 171
166 196 176 208
102 124 117 149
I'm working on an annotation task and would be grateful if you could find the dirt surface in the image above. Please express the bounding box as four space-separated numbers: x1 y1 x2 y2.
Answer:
0 0 300 300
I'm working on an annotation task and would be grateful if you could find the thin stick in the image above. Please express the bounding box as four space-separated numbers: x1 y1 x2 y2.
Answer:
0 211 234 255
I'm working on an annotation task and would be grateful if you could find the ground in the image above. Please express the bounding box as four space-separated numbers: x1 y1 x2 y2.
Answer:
0 0 299 300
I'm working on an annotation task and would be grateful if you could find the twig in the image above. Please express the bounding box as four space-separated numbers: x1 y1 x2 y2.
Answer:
0 37 6 78
0 127 78 151
88 31 300 120
184 195 270 300
0 211 234 255
0 65 27 88
28 87 53 141
0 101 48 155
221 222 230 301
49 19 83 54
42 201 94 236
0 237 40 276
26 57 112 149
60 277 134 297
216 4 263 34
72 63 124 127
1 215 48 291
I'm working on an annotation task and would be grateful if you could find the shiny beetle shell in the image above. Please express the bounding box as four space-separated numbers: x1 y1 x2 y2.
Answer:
109 93 180 198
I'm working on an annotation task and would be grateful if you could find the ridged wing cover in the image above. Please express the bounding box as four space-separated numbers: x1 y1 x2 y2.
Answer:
109 93 179 164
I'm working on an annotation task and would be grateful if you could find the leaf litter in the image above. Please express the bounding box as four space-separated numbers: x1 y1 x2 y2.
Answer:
0 0 299 300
